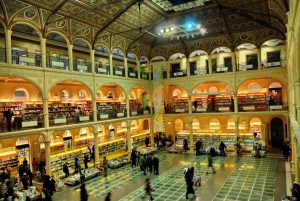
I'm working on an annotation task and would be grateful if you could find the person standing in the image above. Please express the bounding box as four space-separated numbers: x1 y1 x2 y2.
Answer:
144 178 154 200
32 158 37 173
206 154 216 174
4 109 13 132
152 155 159 175
283 143 291 161
83 154 89 169
80 183 88 201
26 168 34 186
6 172 17 200
147 155 153 173
183 138 189 151
130 149 137 168
103 157 108 177
145 136 150 147
80 168 86 184
105 192 111 201
195 140 201 156
63 163 70 177
75 157 80 173
185 167 195 199
43 175 53 201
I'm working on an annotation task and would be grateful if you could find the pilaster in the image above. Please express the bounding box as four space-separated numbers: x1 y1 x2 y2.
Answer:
127 120 132 151
5 30 12 64
41 38 47 68
93 131 100 165
124 57 128 78
109 53 113 75
90 49 95 73
68 44 73 71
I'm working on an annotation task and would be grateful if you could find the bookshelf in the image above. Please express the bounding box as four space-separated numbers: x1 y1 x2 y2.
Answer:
0 147 18 169
173 98 188 113
96 100 126 120
215 95 233 112
238 93 267 112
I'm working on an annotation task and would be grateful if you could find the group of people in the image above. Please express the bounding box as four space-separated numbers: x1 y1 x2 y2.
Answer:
154 133 174 149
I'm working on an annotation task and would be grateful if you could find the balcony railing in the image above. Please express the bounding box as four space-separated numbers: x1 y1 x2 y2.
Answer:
95 63 110 75
0 115 44 133
191 67 208 75
141 72 149 80
130 108 150 116
192 105 234 113
12 50 42 67
128 68 138 78
49 114 93 127
0 48 6 62
213 65 233 73
97 111 127 120
113 66 125 77
47 56 69 70
171 69 187 78
74 61 92 73
237 63 258 71
262 58 286 69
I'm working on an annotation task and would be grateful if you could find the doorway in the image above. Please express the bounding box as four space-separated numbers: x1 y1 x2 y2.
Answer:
270 118 284 147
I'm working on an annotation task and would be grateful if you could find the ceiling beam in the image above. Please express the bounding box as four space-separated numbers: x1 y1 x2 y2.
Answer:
45 0 68 26
214 0 231 36
92 0 137 48
221 6 286 39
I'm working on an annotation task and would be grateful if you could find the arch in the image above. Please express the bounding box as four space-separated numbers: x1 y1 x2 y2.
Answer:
189 50 208 58
127 52 138 61
0 75 45 99
269 81 282 89
95 43 110 54
208 86 219 93
250 117 262 133
129 85 150 98
72 37 92 50
236 77 287 91
191 81 231 94
78 89 87 99
140 56 149 63
172 88 182 97
46 30 70 46
63 130 72 138
247 82 261 93
209 118 220 130
261 38 285 47
174 118 184 132
192 118 200 130
270 117 284 147
47 79 93 99
0 19 6 31
169 53 186 60
97 83 126 99
150 55 166 62
14 88 29 101
60 89 71 100
112 48 125 58
211 46 232 55
235 43 257 50
10 21 42 39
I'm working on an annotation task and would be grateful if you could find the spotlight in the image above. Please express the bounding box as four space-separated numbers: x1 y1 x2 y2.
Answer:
188 24 192 28
197 25 200 29
171 27 175 31
160 29 164 33
166 28 169 32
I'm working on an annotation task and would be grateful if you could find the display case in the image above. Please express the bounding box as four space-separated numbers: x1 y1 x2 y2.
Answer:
132 131 150 148
98 138 126 155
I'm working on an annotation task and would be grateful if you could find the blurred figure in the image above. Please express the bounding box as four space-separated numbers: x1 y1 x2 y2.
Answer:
105 192 111 201
206 154 216 174
185 167 195 199
219 141 226 157
144 178 154 200
43 175 53 201
80 183 89 201
283 143 291 161
84 154 89 169
130 149 137 168
103 157 108 177
152 155 159 175
21 173 29 190
195 140 201 156
63 163 70 177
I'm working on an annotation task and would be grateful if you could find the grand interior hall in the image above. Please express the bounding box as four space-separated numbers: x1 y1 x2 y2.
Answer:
0 0 299 200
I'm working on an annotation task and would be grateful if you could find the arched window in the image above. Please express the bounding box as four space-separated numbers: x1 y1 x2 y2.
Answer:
250 118 262 133
192 119 200 130
247 82 260 93
14 88 28 100
119 91 125 101
96 90 103 99
60 90 70 100
63 130 72 138
107 91 114 99
131 120 138 129
208 86 218 93
210 118 220 130
129 91 136 100
78 89 87 99
173 89 182 97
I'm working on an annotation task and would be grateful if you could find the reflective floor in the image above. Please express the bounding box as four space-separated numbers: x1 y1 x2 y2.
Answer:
53 152 287 201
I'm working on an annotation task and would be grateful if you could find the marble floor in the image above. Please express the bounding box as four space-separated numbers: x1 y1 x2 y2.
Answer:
53 152 287 201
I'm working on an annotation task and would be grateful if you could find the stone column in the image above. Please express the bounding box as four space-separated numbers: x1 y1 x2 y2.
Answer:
92 98 97 122
41 38 47 68
257 48 262 70
188 95 192 115
90 49 95 73
234 93 238 113
5 29 12 64
137 60 141 79
127 120 132 152
166 61 170 79
188 117 194 153
149 118 154 147
68 44 73 71
126 96 130 117
208 55 212 74
232 51 237 72
44 141 51 175
186 58 190 77
109 53 113 75
234 115 240 137
93 131 100 166
124 57 128 78
43 98 49 128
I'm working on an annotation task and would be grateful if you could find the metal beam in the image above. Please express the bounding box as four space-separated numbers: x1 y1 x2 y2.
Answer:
92 0 137 48
222 6 286 39
215 0 231 37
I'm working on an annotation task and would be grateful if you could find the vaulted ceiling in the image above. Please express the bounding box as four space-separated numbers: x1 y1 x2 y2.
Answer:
0 0 288 57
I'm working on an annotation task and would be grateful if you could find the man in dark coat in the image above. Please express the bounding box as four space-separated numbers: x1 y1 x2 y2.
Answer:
83 155 89 169
63 163 70 177
80 183 89 201
4 109 13 131
152 155 159 175
130 149 137 168
21 173 29 190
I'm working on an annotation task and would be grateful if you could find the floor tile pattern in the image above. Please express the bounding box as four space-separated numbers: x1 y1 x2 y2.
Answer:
212 157 277 201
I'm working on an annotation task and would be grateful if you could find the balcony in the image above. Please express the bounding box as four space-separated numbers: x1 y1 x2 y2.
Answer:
47 56 69 70
49 114 93 127
113 65 125 77
191 67 208 76
95 63 110 75
237 63 258 71
74 61 92 73
0 48 6 62
141 72 149 80
128 68 138 78
213 65 233 74
170 69 187 78
262 58 286 69
12 50 42 67
130 108 150 116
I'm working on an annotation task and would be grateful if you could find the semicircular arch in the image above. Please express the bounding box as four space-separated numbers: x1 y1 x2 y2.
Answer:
10 21 42 39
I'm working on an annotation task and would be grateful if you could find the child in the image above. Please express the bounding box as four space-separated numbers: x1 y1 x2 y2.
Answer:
194 175 201 187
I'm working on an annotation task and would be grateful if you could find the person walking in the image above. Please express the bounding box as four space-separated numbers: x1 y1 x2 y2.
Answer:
152 155 159 175
206 154 216 174
75 157 80 173
144 178 154 200
183 138 189 151
219 141 226 157
43 175 53 201
147 155 153 173
105 192 111 201
103 157 108 177
185 167 196 199
195 140 201 156
130 149 137 168
63 163 70 177
4 109 13 132
84 154 89 169
80 183 89 201
145 137 150 147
